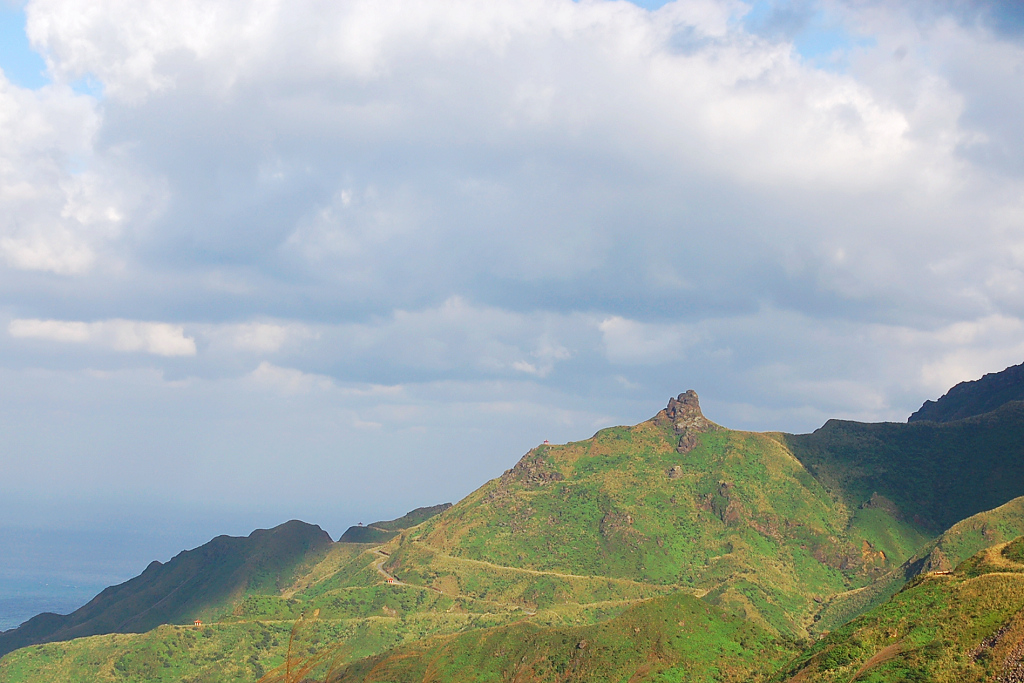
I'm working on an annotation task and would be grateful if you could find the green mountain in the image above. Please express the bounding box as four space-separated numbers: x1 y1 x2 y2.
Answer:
377 392 928 639
0 520 332 658
909 360 1024 423
784 400 1024 533
778 536 1024 682
7 367 1024 683
338 504 453 544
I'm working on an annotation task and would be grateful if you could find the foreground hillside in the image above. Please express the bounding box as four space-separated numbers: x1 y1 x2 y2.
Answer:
5 380 1024 682
328 591 796 683
813 494 1024 634
320 500 1024 683
779 536 1024 682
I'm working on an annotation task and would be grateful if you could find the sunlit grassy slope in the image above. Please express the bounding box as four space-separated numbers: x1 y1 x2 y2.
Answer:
777 536 1024 682
329 591 797 683
810 494 1024 635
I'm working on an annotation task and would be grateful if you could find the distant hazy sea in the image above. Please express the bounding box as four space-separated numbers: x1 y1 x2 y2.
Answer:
0 594 97 632
0 526 202 633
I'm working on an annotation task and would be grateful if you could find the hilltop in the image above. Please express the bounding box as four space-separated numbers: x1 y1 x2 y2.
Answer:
376 391 927 639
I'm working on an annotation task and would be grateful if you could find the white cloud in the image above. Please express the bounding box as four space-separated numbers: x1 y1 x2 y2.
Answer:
598 316 697 365
247 360 333 394
0 0 1014 326
4 0 1024 526
0 72 126 274
9 318 196 356
202 322 317 353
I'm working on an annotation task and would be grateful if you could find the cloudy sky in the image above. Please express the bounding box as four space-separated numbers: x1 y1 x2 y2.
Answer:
2 0 1024 557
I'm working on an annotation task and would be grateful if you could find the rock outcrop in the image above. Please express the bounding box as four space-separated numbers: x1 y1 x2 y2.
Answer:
658 390 714 453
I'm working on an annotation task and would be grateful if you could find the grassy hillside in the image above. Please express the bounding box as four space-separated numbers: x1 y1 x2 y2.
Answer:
0 540 536 683
327 591 797 683
811 495 1024 635
778 537 1024 682
8 387 1024 682
382 395 927 638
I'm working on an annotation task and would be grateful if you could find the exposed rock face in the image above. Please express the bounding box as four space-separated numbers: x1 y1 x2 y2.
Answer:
502 448 564 487
666 390 704 425
660 390 713 453
667 465 683 479
921 546 951 574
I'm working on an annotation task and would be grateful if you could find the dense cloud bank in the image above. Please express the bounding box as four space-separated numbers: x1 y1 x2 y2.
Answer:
2 0 1024 525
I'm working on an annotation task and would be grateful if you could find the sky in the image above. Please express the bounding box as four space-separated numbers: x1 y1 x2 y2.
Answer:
2 0 1024 569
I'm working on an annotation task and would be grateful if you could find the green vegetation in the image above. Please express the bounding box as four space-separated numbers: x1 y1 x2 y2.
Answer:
0 520 334 658
783 400 1024 533
397 414 925 638
777 538 1024 682
331 591 797 683
812 494 1024 634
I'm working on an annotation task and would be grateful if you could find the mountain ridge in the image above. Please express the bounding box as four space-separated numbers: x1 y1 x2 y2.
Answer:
338 504 453 544
6 364 1024 681
0 520 332 658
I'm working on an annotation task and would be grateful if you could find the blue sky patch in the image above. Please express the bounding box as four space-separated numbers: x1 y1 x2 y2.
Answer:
0 4 48 89
624 0 673 9
743 0 873 70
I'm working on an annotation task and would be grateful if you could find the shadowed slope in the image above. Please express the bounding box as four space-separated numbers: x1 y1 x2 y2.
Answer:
0 520 332 657
783 401 1024 534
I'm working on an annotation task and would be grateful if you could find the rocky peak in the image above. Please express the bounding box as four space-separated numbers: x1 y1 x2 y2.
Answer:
666 390 702 421
658 390 713 454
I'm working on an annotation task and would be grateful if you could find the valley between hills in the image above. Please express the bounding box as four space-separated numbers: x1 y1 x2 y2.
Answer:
5 364 1024 682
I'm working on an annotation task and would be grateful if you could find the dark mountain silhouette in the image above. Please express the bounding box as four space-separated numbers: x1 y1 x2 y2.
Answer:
909 360 1024 423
